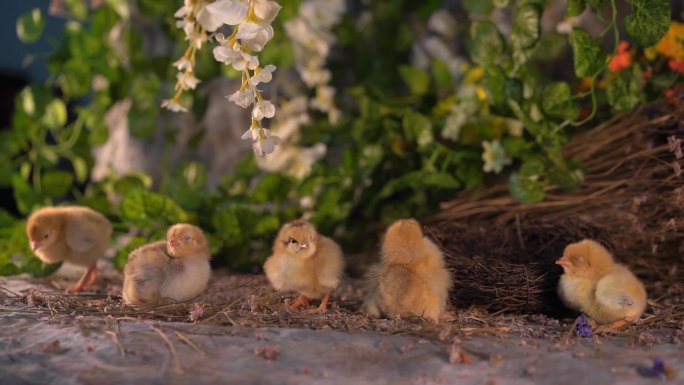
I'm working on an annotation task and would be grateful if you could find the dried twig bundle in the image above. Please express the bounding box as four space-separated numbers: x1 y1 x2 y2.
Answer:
429 100 684 314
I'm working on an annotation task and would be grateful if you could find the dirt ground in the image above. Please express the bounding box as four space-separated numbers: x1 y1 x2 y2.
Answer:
0 264 682 385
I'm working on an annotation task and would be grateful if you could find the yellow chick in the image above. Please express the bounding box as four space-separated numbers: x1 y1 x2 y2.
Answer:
26 206 112 292
122 223 211 305
556 239 647 329
263 219 344 312
363 218 452 321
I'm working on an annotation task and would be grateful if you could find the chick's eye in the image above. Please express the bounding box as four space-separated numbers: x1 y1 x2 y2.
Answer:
183 234 191 241
44 234 49 239
288 237 298 244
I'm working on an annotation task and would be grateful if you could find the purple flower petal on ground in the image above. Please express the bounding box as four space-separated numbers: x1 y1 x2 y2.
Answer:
574 314 592 338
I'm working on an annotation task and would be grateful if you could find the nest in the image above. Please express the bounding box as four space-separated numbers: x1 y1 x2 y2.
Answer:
427 99 684 315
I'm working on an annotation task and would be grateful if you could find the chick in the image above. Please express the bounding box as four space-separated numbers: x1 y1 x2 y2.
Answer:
362 219 452 321
556 239 647 330
122 223 211 305
263 220 344 312
26 206 112 292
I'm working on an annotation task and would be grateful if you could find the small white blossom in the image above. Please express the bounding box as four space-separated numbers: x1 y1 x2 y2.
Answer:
236 22 266 40
205 0 249 25
252 100 276 120
241 127 281 157
482 140 511 174
250 64 276 86
244 25 275 52
253 0 282 24
196 6 224 32
227 89 255 108
172 57 193 71
177 71 200 90
161 99 188 112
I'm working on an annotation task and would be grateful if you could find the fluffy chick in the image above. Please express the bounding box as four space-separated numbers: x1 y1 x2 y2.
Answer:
557 239 647 329
263 220 344 312
362 219 452 321
26 206 112 292
122 223 211 305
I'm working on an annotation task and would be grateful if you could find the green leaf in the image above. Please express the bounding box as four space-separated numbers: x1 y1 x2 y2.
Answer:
65 0 88 21
113 236 147 270
16 8 45 43
12 176 42 214
377 171 460 201
624 0 671 46
513 5 541 49
606 67 644 110
567 0 586 16
570 28 605 77
402 111 433 148
212 206 242 244
42 100 68 129
42 171 74 197
509 172 547 203
120 189 189 225
398 65 430 96
58 60 91 98
70 156 88 183
542 82 580 120
114 173 151 195
463 0 494 14
19 88 36 116
468 21 504 66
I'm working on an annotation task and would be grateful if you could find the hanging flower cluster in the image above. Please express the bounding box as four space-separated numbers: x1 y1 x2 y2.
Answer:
162 0 224 112
284 0 345 124
163 0 282 157
252 0 345 179
206 0 282 156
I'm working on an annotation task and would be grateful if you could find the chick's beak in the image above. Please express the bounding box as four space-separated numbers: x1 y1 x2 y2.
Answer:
555 257 570 268
169 238 180 248
30 241 39 252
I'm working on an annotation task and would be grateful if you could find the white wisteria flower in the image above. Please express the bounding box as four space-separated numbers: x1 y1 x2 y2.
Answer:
241 127 281 156
177 71 201 90
161 98 188 113
205 0 249 25
482 140 512 174
227 88 255 108
172 57 193 71
252 100 276 120
253 0 282 24
250 64 276 86
204 0 283 156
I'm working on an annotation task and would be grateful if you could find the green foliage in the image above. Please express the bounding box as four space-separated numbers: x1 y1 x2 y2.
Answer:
16 8 45 43
1 0 674 275
624 0 671 46
571 28 605 78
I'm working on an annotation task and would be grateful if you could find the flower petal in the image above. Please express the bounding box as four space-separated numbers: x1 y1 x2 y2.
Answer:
196 6 224 32
205 0 248 26
253 0 282 24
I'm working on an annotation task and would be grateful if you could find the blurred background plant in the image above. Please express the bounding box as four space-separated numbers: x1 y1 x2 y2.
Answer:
0 0 680 275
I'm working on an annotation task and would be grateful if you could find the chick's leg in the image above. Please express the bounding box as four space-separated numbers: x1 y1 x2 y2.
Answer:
68 264 97 292
289 294 310 310
314 292 331 313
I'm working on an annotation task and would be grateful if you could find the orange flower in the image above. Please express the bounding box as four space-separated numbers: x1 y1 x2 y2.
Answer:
668 59 684 75
608 41 631 72
654 21 684 61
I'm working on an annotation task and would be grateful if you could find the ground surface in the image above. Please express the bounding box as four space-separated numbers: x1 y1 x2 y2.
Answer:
0 264 682 385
